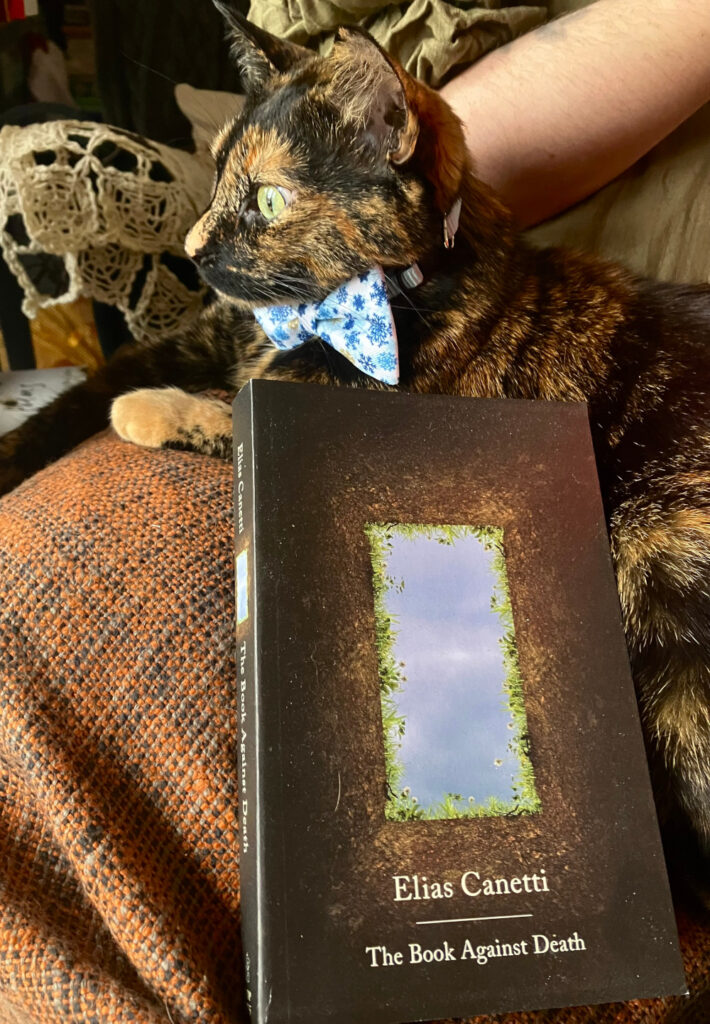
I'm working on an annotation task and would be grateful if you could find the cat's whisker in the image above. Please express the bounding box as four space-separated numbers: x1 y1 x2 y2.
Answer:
388 302 441 314
119 52 180 87
383 274 435 330
117 53 228 140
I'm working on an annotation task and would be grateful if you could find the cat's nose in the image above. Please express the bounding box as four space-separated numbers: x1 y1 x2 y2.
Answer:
185 215 211 260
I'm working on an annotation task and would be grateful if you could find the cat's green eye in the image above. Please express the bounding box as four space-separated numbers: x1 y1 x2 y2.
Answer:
257 185 288 221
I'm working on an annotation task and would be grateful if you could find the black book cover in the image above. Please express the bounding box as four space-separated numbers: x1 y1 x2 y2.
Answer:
232 380 686 1024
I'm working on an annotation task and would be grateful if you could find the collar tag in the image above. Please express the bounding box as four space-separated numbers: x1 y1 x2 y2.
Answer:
443 196 462 249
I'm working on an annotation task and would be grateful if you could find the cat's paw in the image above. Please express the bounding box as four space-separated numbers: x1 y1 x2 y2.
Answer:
111 388 233 458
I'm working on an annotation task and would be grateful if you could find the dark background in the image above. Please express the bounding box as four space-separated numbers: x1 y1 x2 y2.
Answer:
87 0 245 148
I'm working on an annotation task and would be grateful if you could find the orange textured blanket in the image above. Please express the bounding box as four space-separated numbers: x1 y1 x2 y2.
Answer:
0 432 708 1024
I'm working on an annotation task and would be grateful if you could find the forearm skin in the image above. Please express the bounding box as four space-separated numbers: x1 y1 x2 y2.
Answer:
441 0 710 226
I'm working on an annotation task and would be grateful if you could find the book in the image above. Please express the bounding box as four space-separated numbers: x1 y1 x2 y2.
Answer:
232 379 686 1024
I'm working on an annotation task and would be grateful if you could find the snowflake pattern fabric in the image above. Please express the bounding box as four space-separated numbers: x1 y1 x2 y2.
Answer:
253 266 399 385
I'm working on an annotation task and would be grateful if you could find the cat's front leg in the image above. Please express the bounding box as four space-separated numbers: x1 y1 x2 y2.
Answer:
0 303 260 497
111 388 233 460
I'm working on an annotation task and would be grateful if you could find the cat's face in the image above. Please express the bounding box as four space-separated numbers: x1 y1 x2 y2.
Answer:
185 6 467 307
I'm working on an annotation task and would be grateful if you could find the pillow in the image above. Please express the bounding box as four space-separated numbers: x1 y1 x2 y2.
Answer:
175 83 245 155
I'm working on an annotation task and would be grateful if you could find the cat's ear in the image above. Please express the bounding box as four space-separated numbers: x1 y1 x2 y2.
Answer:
332 27 468 223
212 2 312 92
327 28 418 165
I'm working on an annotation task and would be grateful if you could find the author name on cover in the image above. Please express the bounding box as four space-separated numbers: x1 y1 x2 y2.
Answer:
392 870 550 901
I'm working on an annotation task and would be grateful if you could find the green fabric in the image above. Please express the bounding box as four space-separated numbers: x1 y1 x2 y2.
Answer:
527 101 710 284
247 0 548 87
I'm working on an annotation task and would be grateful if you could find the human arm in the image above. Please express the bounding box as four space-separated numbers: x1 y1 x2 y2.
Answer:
440 0 710 227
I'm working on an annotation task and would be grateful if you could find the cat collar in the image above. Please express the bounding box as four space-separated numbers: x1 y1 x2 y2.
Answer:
385 261 424 299
444 197 462 249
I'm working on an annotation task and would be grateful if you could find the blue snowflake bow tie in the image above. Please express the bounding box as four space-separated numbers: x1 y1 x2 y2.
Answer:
253 266 399 385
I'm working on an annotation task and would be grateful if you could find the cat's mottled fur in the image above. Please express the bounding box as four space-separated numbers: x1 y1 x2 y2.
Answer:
1 4 709 888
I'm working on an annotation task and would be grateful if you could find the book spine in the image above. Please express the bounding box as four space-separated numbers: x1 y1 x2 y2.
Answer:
233 386 265 1023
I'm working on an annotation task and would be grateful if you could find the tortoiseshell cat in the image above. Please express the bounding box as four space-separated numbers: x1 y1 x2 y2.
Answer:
1 4 709 888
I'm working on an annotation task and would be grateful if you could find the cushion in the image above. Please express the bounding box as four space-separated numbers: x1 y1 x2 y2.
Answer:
174 83 245 155
0 433 241 1024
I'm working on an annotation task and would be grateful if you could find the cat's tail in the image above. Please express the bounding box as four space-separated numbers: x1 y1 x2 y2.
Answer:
0 303 257 497
613 487 710 901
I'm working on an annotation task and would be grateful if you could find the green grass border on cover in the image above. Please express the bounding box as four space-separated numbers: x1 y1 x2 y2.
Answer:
365 523 541 822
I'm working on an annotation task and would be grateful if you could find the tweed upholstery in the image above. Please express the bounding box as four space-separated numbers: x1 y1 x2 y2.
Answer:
0 433 241 1024
0 431 708 1024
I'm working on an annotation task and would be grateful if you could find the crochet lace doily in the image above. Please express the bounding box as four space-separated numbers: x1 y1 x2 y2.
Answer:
0 120 214 343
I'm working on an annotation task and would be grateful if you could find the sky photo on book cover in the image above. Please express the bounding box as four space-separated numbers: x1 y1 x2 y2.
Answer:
366 523 540 820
